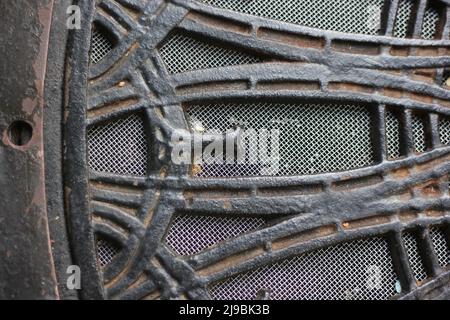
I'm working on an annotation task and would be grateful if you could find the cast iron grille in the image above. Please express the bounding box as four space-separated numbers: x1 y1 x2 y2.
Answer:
394 0 413 38
402 232 428 282
160 32 261 74
90 28 114 64
88 114 148 176
429 226 450 268
439 116 450 145
186 102 376 177
166 215 266 255
386 110 402 159
421 5 439 40
97 238 120 267
411 113 427 153
199 0 385 35
209 237 399 300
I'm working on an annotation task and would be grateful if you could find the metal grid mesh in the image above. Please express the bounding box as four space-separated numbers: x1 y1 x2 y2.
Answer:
160 32 261 74
421 5 439 40
439 116 450 146
429 226 450 268
186 102 375 177
386 110 402 159
199 0 385 35
97 238 120 267
394 0 413 38
166 215 266 255
209 237 399 300
91 29 114 64
402 232 428 282
411 114 427 153
88 114 148 176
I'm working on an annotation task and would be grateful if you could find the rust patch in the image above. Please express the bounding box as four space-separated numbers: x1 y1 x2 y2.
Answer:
332 40 380 55
342 215 391 230
258 28 325 50
257 184 323 197
256 81 320 91
272 225 337 251
381 87 404 99
410 92 433 104
87 98 140 119
413 47 440 57
186 11 251 35
425 210 444 217
390 46 409 56
332 174 384 191
415 154 450 173
184 189 251 199
176 81 249 95
390 167 410 180
328 82 375 94
435 98 450 108
398 211 419 222
416 180 442 198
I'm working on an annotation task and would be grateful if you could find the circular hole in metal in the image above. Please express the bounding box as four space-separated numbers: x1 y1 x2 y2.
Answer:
8 120 33 147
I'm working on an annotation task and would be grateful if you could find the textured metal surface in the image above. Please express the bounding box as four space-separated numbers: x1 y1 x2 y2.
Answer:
64 0 450 300
0 0 58 299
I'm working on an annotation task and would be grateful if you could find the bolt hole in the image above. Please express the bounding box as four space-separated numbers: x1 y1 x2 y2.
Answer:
8 121 33 147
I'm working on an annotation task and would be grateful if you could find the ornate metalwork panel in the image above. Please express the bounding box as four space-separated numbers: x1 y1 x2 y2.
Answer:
65 0 450 300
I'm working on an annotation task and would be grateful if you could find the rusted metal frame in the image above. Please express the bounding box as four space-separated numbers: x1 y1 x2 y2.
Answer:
0 0 59 299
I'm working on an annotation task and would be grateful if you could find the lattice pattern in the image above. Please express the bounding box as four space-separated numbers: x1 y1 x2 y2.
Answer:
209 237 398 300
88 114 148 176
186 102 375 177
160 32 261 74
394 0 413 38
199 0 385 35
421 5 439 40
402 232 428 282
97 238 120 267
429 226 450 268
439 116 450 145
166 215 266 255
91 29 114 64
386 110 402 159
412 114 427 153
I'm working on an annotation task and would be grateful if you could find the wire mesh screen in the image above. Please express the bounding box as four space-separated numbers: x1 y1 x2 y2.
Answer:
402 232 428 282
91 29 114 64
88 114 148 176
199 0 385 35
394 0 413 38
166 215 266 255
429 226 450 268
160 32 261 74
386 110 402 159
411 114 427 153
421 5 439 40
186 102 376 177
439 116 450 146
97 238 120 267
209 237 399 300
